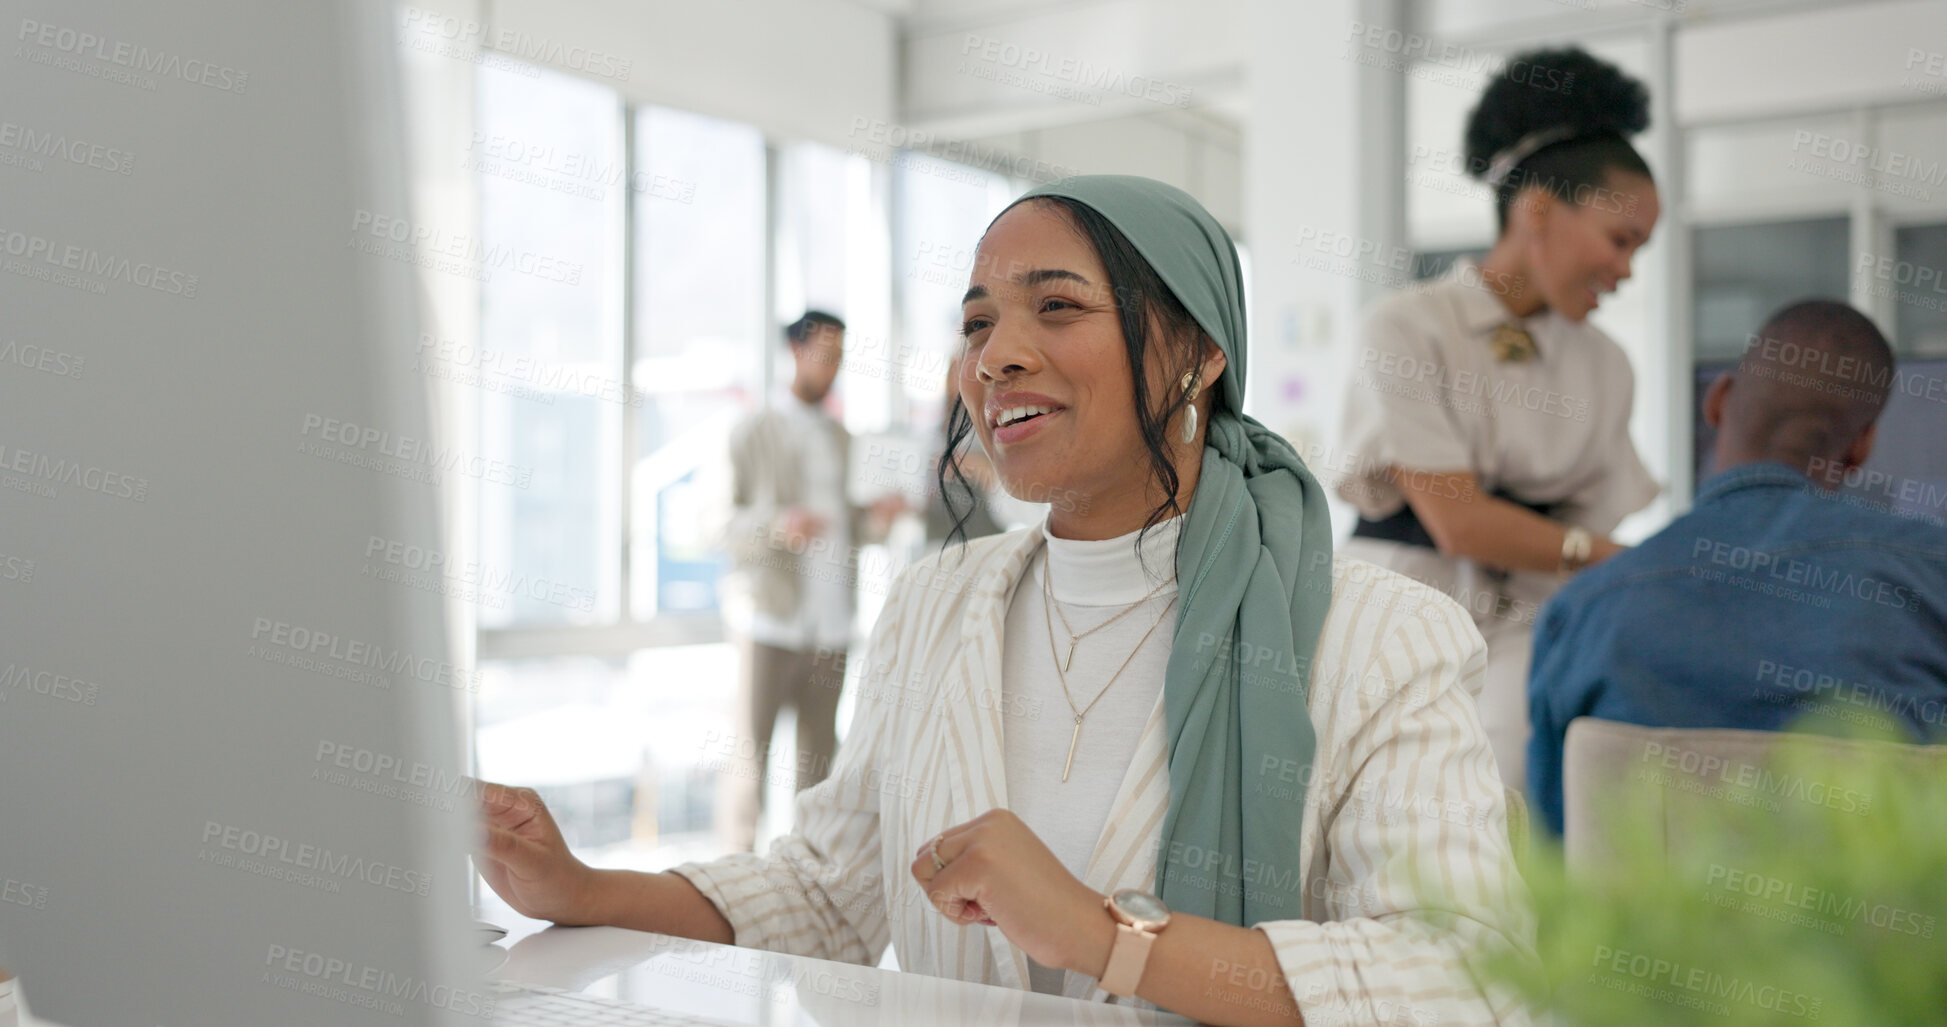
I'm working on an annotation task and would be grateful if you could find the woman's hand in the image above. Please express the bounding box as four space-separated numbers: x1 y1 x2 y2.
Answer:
477 781 601 925
910 809 1112 974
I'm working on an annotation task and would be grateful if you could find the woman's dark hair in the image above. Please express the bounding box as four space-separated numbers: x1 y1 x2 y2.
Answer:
1464 47 1654 230
935 196 1210 561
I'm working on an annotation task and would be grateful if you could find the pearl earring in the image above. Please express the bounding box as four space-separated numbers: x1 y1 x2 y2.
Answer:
1180 371 1201 444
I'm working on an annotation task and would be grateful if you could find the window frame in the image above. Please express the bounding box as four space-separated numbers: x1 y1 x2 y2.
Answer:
474 86 759 661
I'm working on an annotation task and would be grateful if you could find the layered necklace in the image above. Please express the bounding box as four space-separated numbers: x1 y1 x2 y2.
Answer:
1040 552 1177 782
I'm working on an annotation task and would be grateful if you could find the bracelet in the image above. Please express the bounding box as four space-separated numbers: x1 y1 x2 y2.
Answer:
1560 526 1594 574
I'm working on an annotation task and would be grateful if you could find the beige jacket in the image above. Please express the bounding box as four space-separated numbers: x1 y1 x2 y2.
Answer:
676 527 1538 1024
721 404 883 620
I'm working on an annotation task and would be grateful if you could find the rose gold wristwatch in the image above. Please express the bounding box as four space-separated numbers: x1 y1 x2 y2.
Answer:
1100 889 1171 997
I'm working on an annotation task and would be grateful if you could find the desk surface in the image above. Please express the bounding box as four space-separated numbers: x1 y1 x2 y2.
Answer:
0 914 1195 1027
493 910 1197 1026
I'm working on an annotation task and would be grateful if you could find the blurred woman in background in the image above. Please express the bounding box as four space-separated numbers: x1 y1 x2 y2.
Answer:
1335 47 1663 793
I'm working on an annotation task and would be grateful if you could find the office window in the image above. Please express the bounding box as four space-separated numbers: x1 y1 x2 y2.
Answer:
474 61 624 628
1691 218 1850 362
893 153 1016 441
474 656 634 848
1694 220 1947 513
630 106 766 620
471 75 771 863
775 143 894 434
1690 218 1850 490
468 58 1063 862
468 63 927 861
1891 223 1947 357
473 645 740 864
1856 222 1947 525
1852 352 1947 523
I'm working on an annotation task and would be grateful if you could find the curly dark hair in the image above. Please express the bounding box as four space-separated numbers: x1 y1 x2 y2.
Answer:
1464 46 1654 230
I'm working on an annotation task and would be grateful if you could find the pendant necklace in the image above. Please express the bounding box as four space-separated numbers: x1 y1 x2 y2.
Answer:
1041 554 1177 782
1044 562 1172 672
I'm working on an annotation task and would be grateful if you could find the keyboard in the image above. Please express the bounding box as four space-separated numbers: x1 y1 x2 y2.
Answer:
490 980 740 1026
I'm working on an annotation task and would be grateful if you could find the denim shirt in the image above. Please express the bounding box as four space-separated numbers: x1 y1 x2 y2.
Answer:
1526 461 1947 834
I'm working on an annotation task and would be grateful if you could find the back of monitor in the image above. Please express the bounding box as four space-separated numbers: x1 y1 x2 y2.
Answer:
0 3 481 1024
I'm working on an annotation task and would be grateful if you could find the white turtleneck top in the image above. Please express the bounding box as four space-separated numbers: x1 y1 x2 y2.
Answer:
1000 514 1181 995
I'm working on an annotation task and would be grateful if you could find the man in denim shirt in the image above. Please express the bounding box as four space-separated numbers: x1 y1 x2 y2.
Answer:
1527 300 1947 834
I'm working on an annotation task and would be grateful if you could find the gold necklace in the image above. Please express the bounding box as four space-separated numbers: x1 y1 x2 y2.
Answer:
1043 559 1173 672
1041 554 1178 782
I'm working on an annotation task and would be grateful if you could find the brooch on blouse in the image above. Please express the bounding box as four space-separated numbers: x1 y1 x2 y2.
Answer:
1490 322 1539 363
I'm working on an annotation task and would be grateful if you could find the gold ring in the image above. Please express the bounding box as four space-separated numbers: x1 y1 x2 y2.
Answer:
928 836 947 872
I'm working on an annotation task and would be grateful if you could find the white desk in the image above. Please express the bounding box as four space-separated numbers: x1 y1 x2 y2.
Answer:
0 915 1196 1026
492 911 1198 1026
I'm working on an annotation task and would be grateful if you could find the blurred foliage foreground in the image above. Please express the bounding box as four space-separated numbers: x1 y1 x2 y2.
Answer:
1485 723 1946 1026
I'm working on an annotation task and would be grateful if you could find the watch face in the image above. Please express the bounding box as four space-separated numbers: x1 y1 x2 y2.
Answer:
1113 889 1169 923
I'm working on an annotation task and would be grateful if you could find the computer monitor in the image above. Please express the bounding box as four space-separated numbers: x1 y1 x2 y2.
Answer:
0 2 484 1024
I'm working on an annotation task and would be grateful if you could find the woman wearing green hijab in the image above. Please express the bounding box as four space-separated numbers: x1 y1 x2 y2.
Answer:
480 176 1534 1025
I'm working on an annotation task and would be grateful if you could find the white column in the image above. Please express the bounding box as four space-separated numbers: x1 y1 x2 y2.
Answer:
1243 0 1405 530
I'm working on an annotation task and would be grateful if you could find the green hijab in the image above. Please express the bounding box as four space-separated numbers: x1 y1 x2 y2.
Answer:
1007 175 1334 927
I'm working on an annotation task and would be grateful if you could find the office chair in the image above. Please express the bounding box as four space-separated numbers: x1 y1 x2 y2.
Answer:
1560 716 1947 874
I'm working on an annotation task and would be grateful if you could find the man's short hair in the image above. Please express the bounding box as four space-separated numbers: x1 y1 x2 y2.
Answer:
786 311 845 347
1726 299 1894 462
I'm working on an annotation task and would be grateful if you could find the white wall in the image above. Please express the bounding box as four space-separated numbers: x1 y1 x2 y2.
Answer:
892 0 1248 227
473 0 898 148
1676 0 1947 124
900 0 1242 138
960 111 1245 229
1244 0 1405 509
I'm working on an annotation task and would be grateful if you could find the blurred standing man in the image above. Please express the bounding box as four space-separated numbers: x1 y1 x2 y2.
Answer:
718 311 902 851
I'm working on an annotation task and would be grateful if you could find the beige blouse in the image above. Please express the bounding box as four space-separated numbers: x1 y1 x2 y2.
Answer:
1333 261 1660 620
673 527 1537 1025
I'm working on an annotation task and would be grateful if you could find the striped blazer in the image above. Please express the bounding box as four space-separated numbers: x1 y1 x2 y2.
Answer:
675 527 1537 1025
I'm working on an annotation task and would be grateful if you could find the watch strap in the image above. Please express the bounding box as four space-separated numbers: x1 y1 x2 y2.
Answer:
1099 920 1157 997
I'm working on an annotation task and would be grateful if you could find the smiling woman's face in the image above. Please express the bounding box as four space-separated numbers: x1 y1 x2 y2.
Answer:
1520 170 1660 321
956 200 1203 535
